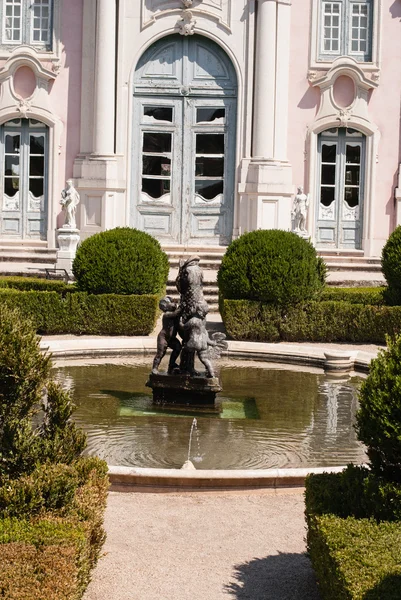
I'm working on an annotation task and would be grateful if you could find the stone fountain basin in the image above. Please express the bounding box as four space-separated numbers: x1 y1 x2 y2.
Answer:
45 336 377 490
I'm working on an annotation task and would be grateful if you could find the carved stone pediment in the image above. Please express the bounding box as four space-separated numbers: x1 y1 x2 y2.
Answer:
142 0 231 31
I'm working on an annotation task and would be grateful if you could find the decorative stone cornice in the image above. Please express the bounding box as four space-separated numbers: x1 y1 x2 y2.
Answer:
0 46 58 82
308 57 380 91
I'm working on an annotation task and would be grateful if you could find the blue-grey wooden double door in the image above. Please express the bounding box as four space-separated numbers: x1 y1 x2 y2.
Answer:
132 35 237 246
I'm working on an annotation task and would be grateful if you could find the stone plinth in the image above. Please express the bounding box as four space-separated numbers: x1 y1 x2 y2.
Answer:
56 227 80 274
146 373 222 407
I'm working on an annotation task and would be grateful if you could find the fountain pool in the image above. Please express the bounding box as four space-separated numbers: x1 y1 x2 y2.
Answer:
53 357 367 471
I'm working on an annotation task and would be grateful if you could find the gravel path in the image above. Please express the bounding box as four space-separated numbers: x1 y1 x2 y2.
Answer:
84 489 321 600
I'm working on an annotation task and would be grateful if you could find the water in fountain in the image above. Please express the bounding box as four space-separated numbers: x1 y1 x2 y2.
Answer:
182 417 202 469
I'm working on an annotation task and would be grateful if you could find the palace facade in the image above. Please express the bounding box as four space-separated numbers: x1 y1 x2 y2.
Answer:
0 0 400 258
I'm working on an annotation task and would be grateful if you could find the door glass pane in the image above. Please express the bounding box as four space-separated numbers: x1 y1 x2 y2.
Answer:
346 144 361 163
143 132 172 153
29 156 44 176
5 156 20 176
345 166 360 186
142 156 171 176
30 135 45 155
321 164 336 185
196 108 225 123
195 180 224 200
29 178 44 197
4 178 19 196
344 187 359 207
320 187 335 207
321 143 336 162
144 107 173 122
196 134 224 154
5 134 20 153
195 157 224 177
142 178 170 198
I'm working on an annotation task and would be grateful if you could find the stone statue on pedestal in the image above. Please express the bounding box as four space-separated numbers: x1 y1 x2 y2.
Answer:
292 186 309 236
147 256 227 406
56 180 81 274
60 180 80 229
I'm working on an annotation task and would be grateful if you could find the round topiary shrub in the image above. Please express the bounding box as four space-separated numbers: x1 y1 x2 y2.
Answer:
72 227 169 295
356 334 401 483
217 229 325 305
381 226 401 305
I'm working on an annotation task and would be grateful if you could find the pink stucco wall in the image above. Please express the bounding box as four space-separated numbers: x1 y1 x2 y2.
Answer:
288 0 401 252
50 0 83 213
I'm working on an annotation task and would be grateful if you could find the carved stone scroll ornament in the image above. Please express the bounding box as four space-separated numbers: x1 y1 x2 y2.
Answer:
336 108 352 128
17 99 32 118
177 9 196 35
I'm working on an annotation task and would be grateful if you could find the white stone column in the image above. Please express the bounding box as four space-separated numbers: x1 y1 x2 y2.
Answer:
274 1 291 161
93 0 116 156
252 0 277 158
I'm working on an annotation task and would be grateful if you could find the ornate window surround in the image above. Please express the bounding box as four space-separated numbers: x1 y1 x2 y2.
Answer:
306 57 380 254
308 0 382 81
0 0 61 67
0 47 63 245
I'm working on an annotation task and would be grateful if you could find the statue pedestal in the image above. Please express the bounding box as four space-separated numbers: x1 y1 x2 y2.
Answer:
146 373 222 407
56 227 80 274
293 229 310 240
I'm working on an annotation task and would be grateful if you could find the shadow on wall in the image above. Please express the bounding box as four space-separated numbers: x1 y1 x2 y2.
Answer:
298 86 320 111
389 0 401 19
224 552 321 600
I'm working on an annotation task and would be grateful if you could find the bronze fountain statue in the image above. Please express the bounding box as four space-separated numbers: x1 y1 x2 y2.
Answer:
146 256 227 406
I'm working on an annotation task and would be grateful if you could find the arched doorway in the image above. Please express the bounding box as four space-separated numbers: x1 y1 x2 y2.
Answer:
316 127 365 249
132 35 237 246
0 118 48 239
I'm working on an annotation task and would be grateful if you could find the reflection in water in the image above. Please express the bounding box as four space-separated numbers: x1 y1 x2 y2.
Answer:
53 359 367 470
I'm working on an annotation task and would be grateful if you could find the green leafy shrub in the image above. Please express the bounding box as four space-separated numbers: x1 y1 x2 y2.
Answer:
382 226 401 305
307 514 401 600
217 229 324 305
73 227 169 295
356 335 401 483
222 299 401 344
0 289 158 335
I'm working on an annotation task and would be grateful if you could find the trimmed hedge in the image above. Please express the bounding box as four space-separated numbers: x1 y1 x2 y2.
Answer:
306 468 401 600
0 518 89 600
0 457 109 599
321 286 385 305
307 514 401 600
222 299 401 343
0 276 71 294
0 288 158 335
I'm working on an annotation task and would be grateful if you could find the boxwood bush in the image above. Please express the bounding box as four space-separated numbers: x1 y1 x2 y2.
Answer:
73 227 169 295
356 335 401 483
306 334 401 600
217 229 325 305
382 226 401 305
0 305 109 598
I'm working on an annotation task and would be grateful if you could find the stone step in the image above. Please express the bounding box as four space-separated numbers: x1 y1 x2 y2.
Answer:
326 262 382 272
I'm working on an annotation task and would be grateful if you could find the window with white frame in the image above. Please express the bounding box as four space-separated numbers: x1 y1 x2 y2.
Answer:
320 0 373 61
1 0 52 48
